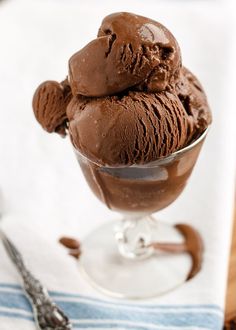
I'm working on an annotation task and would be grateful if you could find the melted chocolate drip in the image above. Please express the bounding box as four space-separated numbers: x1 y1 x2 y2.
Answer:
151 223 203 280
175 224 204 280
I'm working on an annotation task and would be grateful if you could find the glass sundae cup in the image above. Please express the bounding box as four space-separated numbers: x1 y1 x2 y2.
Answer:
74 128 209 299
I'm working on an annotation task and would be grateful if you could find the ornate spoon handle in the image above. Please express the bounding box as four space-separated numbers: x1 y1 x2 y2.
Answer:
1 231 72 330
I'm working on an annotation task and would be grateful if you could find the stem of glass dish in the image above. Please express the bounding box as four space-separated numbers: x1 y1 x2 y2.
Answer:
114 215 155 260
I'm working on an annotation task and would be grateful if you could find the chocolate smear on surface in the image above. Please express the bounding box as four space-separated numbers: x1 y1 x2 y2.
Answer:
59 236 82 260
59 237 81 250
176 224 203 280
69 249 81 259
150 223 203 280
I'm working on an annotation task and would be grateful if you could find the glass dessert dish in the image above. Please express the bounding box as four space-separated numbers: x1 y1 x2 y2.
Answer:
75 128 209 299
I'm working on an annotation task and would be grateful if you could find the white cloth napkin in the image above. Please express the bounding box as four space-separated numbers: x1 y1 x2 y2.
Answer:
0 0 236 329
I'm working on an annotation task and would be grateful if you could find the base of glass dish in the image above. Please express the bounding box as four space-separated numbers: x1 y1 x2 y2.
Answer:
79 219 191 299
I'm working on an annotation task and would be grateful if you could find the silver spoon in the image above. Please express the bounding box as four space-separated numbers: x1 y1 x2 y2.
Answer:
0 228 72 330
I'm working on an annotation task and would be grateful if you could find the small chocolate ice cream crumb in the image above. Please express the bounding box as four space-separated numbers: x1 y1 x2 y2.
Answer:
69 249 81 259
59 237 80 250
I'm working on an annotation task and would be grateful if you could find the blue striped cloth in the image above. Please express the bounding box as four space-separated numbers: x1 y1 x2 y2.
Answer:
0 283 223 330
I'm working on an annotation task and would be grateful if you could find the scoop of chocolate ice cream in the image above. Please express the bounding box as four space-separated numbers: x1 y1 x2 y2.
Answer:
69 12 181 97
32 79 72 136
32 12 211 166
67 66 210 166
67 91 190 166
176 67 212 142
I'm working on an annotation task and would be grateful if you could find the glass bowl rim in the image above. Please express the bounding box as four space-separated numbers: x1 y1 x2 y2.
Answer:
74 126 210 169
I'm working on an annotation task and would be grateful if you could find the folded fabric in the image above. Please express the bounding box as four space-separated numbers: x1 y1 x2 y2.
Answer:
0 216 225 330
0 0 235 329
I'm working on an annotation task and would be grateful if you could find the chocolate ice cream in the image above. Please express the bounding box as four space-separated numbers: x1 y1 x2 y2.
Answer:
67 66 210 166
33 12 211 166
33 78 71 136
69 12 181 97
67 91 190 166
33 12 211 213
77 134 206 213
